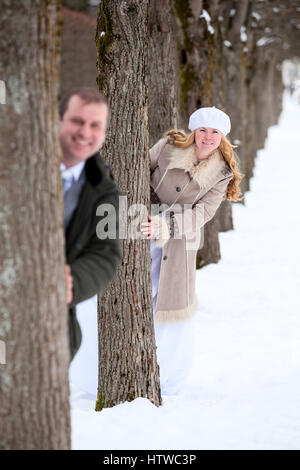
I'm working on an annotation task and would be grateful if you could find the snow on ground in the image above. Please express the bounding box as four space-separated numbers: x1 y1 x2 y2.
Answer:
70 92 300 450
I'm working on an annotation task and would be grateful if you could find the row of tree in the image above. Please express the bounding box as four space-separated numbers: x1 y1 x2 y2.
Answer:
95 0 300 416
0 0 299 449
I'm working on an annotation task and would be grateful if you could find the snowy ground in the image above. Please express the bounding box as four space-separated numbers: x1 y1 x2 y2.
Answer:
70 92 300 450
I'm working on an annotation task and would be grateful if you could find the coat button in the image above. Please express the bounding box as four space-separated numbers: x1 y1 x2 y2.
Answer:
176 186 181 192
163 255 167 260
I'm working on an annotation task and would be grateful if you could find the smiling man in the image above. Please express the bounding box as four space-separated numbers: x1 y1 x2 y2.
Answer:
59 88 121 361
60 92 108 168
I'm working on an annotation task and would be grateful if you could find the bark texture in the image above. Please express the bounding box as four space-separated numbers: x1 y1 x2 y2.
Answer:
60 7 98 97
95 0 162 409
0 0 71 450
148 0 180 146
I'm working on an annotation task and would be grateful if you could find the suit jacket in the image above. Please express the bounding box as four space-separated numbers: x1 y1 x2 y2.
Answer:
66 152 121 360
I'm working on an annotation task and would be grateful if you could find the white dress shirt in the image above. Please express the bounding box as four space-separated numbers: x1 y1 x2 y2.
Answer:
61 161 86 195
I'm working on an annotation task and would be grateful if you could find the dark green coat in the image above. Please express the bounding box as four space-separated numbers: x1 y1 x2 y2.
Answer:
66 152 121 361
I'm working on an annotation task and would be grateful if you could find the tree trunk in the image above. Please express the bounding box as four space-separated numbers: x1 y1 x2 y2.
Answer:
148 0 180 146
0 0 71 450
95 0 162 410
60 7 98 97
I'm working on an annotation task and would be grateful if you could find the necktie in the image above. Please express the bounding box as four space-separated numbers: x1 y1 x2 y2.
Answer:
62 169 74 194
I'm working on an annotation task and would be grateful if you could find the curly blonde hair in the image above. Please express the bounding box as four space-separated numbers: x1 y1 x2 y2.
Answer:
164 129 243 202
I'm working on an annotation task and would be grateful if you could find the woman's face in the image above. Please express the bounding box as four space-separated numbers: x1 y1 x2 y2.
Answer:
194 127 222 157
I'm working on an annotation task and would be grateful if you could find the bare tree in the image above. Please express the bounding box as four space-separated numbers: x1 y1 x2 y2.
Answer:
0 0 71 449
95 0 162 409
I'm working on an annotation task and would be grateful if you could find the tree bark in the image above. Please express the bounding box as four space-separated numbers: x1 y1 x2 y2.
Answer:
95 0 162 410
148 0 180 146
0 0 71 450
59 7 98 97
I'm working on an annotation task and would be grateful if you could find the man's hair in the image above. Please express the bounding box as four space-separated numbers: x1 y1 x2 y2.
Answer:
59 87 109 120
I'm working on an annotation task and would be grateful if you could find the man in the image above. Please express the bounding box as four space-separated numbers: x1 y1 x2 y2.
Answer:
59 88 121 361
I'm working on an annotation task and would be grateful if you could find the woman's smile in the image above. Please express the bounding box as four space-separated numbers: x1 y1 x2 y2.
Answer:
195 127 222 158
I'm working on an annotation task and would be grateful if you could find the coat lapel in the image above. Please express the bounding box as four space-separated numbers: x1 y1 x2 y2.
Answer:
65 154 102 251
65 182 97 251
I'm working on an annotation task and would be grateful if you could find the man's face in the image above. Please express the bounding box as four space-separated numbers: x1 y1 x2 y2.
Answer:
60 95 109 165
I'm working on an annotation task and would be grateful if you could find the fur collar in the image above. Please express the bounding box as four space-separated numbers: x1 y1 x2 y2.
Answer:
167 144 227 189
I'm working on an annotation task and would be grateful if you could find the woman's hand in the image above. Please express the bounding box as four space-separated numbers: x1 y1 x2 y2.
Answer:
141 215 155 239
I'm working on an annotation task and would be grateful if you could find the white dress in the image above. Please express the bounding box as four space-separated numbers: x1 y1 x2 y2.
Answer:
151 240 196 395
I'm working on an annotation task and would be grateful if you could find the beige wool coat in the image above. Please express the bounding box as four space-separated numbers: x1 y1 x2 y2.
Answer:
150 137 234 323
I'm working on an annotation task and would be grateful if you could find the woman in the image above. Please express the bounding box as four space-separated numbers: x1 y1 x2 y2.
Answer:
141 106 243 396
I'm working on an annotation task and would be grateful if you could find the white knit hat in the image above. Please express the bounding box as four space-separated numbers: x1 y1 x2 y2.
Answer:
188 106 231 136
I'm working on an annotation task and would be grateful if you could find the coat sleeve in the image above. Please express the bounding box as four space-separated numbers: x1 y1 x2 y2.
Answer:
173 173 234 239
151 174 233 248
69 185 122 307
150 137 169 170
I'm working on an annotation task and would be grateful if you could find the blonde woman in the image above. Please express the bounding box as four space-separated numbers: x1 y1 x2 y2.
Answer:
141 107 243 395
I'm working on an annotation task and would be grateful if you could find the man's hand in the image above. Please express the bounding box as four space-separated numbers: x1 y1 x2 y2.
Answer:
64 264 73 305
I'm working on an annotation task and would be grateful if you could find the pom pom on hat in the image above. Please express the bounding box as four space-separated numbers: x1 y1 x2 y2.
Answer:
188 106 231 136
